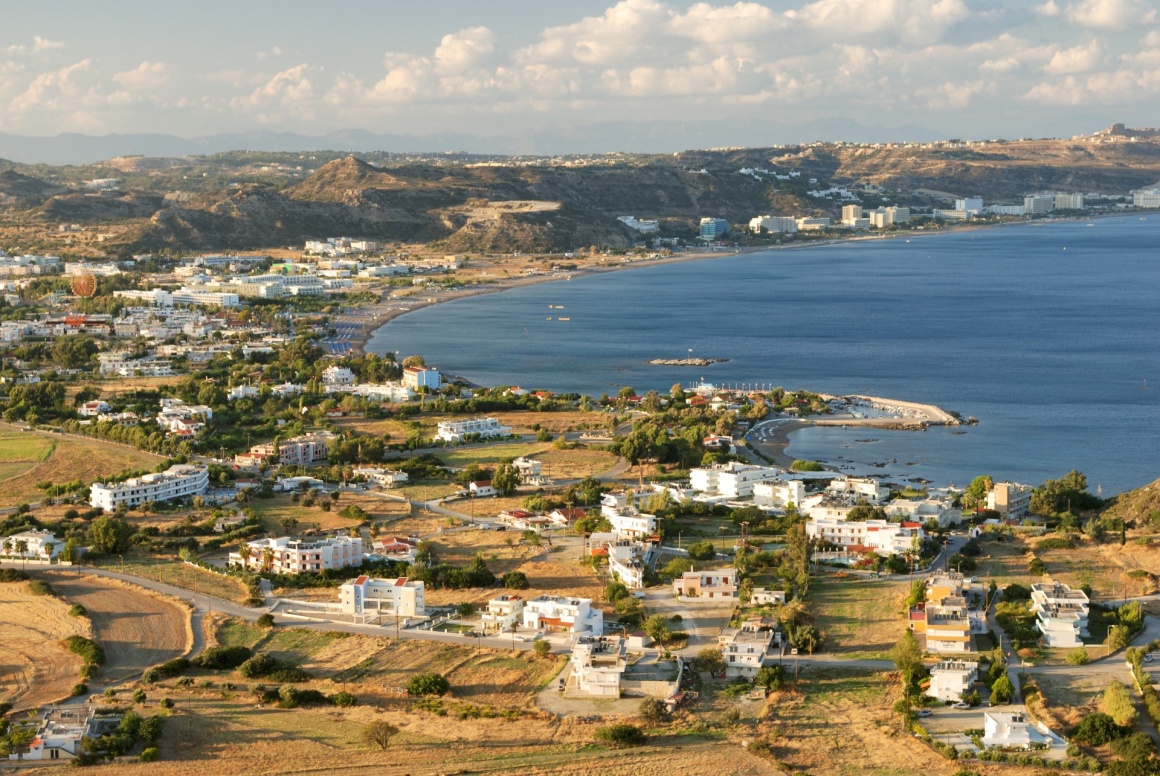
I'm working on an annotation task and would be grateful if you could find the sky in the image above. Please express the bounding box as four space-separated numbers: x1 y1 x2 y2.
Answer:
2 0 1160 143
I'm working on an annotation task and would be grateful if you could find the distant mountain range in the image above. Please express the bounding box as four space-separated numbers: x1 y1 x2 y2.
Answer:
0 118 949 165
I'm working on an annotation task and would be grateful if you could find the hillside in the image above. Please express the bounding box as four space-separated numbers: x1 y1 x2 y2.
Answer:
2 135 1160 253
1102 477 1160 524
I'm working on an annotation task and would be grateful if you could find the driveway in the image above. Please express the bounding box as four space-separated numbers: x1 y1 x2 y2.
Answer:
638 587 734 656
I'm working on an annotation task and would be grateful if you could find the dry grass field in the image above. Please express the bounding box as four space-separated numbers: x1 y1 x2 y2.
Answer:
250 492 410 535
975 534 1160 601
106 558 252 604
808 577 908 659
40 573 192 683
0 426 162 507
0 579 91 710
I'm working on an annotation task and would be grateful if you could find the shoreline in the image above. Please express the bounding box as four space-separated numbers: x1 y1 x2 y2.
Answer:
347 212 1120 356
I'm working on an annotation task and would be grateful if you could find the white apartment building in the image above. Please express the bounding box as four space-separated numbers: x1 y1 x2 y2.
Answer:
885 497 961 527
8 707 122 762
1030 582 1089 647
1054 192 1084 210
933 208 970 220
986 204 1026 216
77 400 111 417
955 197 983 214
752 480 806 510
796 217 831 231
513 457 546 485
523 595 603 634
690 462 781 498
350 382 413 402
435 417 512 443
481 594 525 633
805 518 925 555
227 385 260 400
171 288 240 308
1024 195 1055 214
986 481 1032 518
674 568 739 600
600 493 657 539
231 535 363 575
749 215 798 234
570 635 627 697
322 365 356 386
1133 188 1160 207
719 622 779 678
338 575 425 618
617 216 660 233
607 543 646 589
928 660 978 702
402 366 441 391
826 476 890 503
2 529 62 558
90 464 209 510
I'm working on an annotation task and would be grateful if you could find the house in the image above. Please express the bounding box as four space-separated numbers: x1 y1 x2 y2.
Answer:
674 568 739 600
322 365 356 387
983 711 1047 749
6 707 123 762
435 417 512 443
548 507 586 527
513 457 547 485
928 660 978 701
227 385 260 400
2 529 62 558
600 493 657 539
481 594 525 634
469 480 497 498
372 536 418 563
230 535 363 575
806 518 925 556
606 543 647 589
689 462 781 499
77 400 110 417
718 619 780 678
338 575 425 619
1030 582 1089 647
523 595 603 634
826 476 890 503
749 588 787 606
885 497 961 527
245 432 334 467
569 635 627 697
352 468 409 488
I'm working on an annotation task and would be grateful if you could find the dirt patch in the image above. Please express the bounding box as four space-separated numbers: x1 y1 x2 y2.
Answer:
0 580 90 710
809 577 908 659
41 573 192 682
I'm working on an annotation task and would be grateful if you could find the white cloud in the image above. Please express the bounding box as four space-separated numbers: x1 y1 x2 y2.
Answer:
434 27 495 74
3 36 65 57
113 61 168 90
1044 40 1102 74
9 59 94 113
232 64 318 121
787 0 970 45
1066 0 1156 30
1036 0 1061 16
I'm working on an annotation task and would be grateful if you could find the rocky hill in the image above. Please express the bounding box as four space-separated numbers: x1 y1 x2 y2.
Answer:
2 135 1160 253
1102 477 1160 524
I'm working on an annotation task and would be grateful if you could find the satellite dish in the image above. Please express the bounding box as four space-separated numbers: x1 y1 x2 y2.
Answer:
70 269 97 298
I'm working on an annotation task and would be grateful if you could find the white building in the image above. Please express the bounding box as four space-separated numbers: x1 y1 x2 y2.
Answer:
928 660 978 701
986 204 1026 216
570 635 627 697
600 493 657 539
402 366 441 391
90 464 209 510
885 497 961 527
338 575 425 618
513 457 546 486
752 480 806 510
1053 192 1084 210
77 400 111 417
805 518 925 555
481 594 525 633
352 468 409 488
983 711 1044 749
796 217 831 231
955 197 983 215
1133 187 1160 207
523 595 603 634
435 417 512 443
750 588 787 606
227 385 260 400
322 366 356 387
1030 582 1089 647
690 462 781 499
7 708 122 762
606 543 647 589
1024 195 1055 214
749 215 798 234
2 529 62 558
618 216 660 233
244 432 334 466
231 535 363 575
719 621 780 678
826 476 890 503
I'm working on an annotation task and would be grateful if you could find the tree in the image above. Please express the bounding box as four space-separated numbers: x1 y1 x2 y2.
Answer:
406 672 450 696
755 665 786 691
638 697 670 724
88 516 132 554
492 462 519 496
1072 712 1122 746
965 475 994 505
502 571 529 589
361 720 399 750
1103 681 1138 727
594 723 646 748
533 639 551 658
990 674 1014 704
696 648 725 676
891 631 923 683
644 614 671 645
686 541 716 561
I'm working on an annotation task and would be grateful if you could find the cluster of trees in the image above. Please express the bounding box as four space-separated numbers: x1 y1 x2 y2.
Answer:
1030 470 1102 517
405 552 496 590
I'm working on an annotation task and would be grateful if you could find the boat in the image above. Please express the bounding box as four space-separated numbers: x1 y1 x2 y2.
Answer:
546 317 552 321
557 317 571 321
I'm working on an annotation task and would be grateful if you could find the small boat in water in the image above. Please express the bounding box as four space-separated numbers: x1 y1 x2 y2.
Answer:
557 317 571 321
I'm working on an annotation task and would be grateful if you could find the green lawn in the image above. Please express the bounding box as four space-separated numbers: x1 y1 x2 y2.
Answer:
436 443 545 469
0 431 53 462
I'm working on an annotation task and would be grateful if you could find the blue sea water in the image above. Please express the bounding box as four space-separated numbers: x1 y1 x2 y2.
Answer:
367 217 1160 495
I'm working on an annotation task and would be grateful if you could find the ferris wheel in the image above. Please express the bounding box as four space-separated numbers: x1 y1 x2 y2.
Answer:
70 269 97 298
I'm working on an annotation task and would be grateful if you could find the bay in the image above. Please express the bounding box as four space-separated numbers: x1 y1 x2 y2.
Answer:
367 216 1160 495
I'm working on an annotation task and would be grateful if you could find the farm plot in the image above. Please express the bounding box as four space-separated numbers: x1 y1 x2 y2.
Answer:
809 577 908 659
43 573 191 683
0 580 90 710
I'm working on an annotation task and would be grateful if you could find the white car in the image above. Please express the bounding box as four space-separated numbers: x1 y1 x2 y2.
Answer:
916 709 934 718
952 702 971 710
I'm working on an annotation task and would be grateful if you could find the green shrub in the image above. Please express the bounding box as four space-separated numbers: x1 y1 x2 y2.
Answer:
533 640 551 658
142 668 160 684
191 645 252 670
139 747 159 763
686 541 716 561
638 697 670 724
330 691 358 707
1109 731 1154 762
28 579 53 596
1037 537 1076 550
594 723 646 748
0 569 30 582
72 682 88 696
132 689 146 704
1066 647 1089 665
256 613 275 628
1071 712 1122 746
68 604 87 617
63 635 106 667
406 673 450 697
159 698 174 710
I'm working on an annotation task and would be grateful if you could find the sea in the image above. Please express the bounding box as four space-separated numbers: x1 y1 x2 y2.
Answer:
367 216 1160 495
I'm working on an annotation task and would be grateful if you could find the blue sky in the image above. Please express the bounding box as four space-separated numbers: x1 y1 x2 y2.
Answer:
3 0 1159 141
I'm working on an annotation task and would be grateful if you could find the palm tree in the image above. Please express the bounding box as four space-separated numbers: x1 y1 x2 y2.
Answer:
42 542 55 564
238 544 253 570
15 539 28 570
1 538 12 557
261 546 275 573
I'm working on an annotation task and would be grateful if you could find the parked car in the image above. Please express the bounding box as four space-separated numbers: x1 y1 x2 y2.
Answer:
916 709 934 718
952 702 971 710
1145 654 1154 663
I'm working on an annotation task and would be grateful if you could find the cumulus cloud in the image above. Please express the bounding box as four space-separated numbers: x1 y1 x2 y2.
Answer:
1036 0 1062 16
113 61 169 90
232 64 318 121
3 36 65 57
434 27 495 74
1066 0 1156 30
9 59 94 113
1044 40 1102 73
